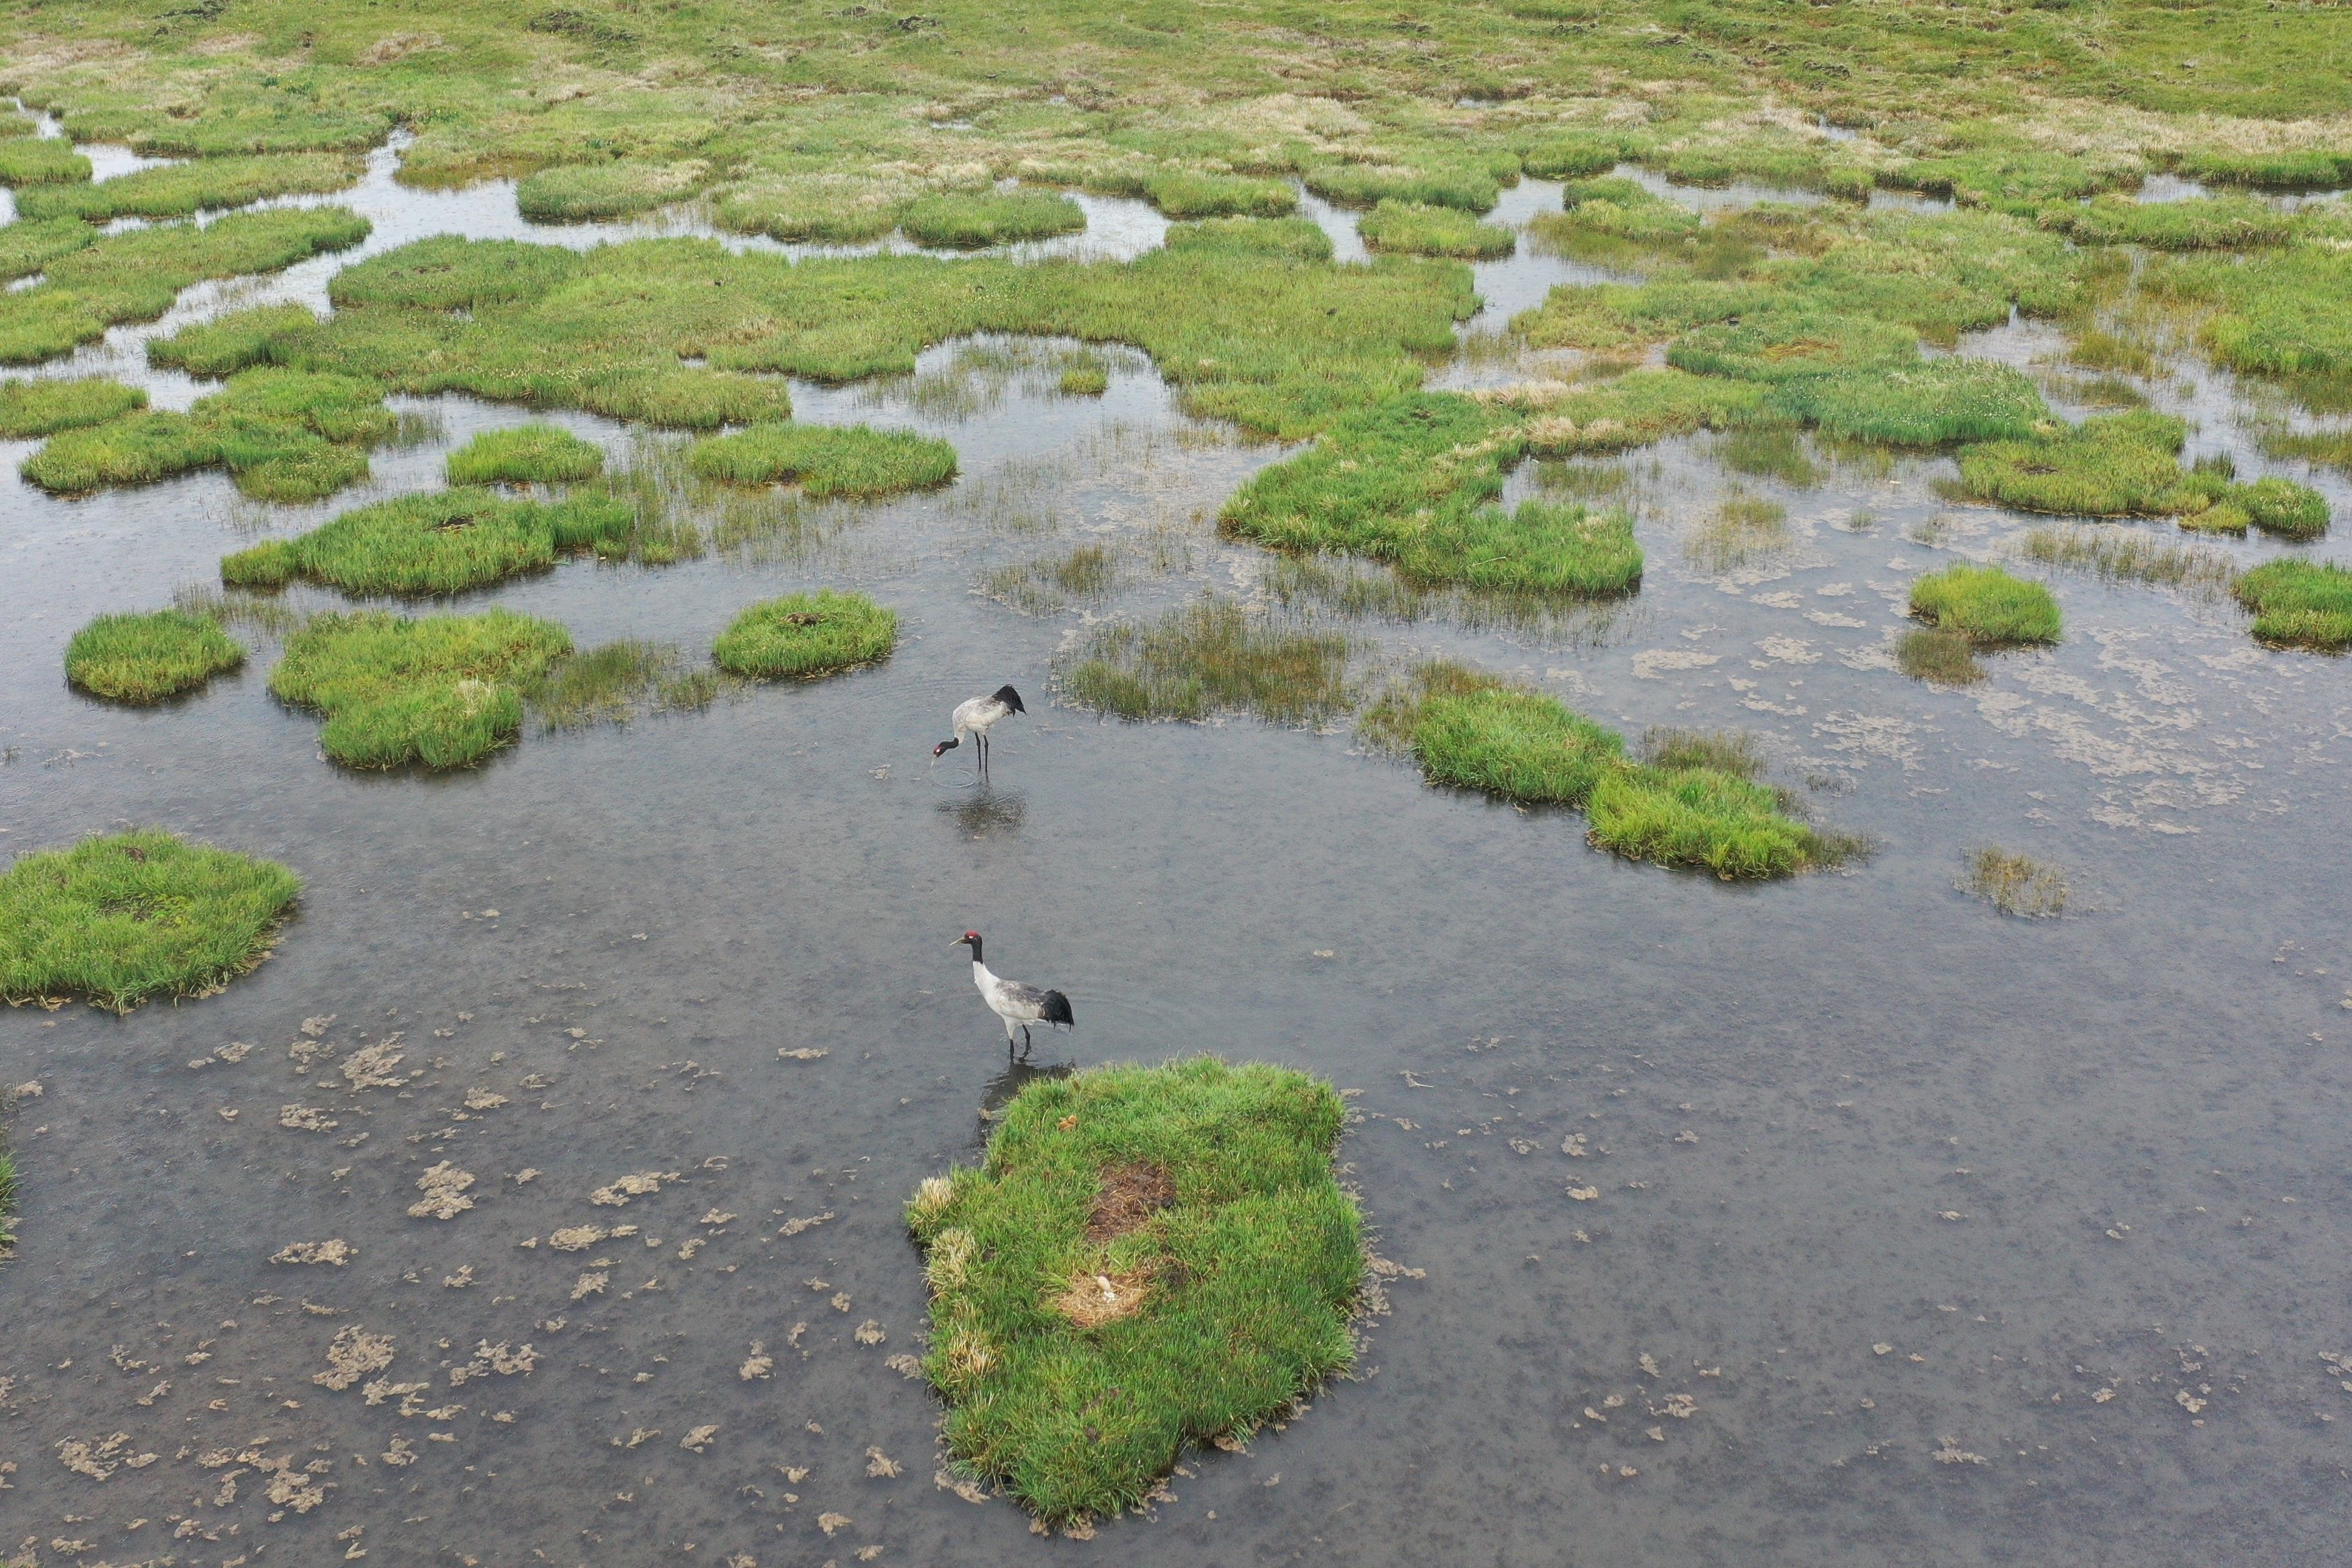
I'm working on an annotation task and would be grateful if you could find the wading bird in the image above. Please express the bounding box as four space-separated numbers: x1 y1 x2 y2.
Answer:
953 929 1073 1057
933 685 1025 777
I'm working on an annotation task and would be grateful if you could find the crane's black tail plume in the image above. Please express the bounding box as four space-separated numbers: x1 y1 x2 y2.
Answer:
1040 990 1074 1028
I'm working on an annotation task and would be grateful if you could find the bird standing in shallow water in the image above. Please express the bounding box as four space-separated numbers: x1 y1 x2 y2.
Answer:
933 685 1024 778
953 930 1073 1057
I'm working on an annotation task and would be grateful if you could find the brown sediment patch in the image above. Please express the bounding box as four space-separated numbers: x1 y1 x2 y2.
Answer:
1051 1264 1157 1329
408 1161 476 1219
313 1325 395 1391
272 1239 354 1266
1084 1161 1174 1245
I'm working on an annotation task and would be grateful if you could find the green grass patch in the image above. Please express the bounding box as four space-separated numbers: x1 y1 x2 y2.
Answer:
1522 133 1628 181
1765 358 2049 445
0 829 299 1013
446 423 606 485
901 190 1085 248
1142 169 1295 219
529 639 724 729
2233 559 2352 650
15 153 362 222
1064 600 1352 725
1910 563 2062 645
1305 163 1499 214
65 609 245 704
988 542 1118 613
711 590 897 680
1365 662 1844 878
1896 626 1987 685
1961 848 2069 917
0 216 99 282
2067 329 2158 377
2053 193 2289 251
908 1055 1360 1527
1357 200 1515 261
0 138 91 186
1162 215 1334 263
147 304 323 377
685 422 957 497
22 368 390 501
1955 410 2326 533
0 206 368 365
222 487 631 597
271 609 574 769
1058 355 1110 396
1666 308 1919 383
517 158 709 222
1685 491 1790 573
0 377 145 438
1717 426 1823 487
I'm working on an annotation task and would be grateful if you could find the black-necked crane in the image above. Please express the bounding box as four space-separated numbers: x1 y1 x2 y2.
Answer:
953 930 1073 1057
933 685 1025 777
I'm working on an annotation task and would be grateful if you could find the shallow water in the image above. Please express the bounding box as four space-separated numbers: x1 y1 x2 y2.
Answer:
5 141 2352 1568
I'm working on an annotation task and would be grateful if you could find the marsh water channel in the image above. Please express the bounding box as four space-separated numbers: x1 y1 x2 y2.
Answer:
4 139 2352 1568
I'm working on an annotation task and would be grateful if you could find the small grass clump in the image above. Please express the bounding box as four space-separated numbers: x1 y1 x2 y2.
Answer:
446 424 606 485
65 609 245 704
1961 848 2069 917
712 590 897 680
2020 524 2238 596
1305 162 1499 214
0 377 145 438
516 159 709 222
685 423 957 497
1896 626 1987 686
1058 354 1111 396
1717 427 1823 487
222 488 632 597
270 609 573 769
1357 200 1515 261
0 830 299 1012
15 152 361 222
1161 215 1334 263
1141 169 1295 220
0 138 91 186
530 640 723 729
2233 560 2352 650
1365 662 1843 879
909 1055 1360 1527
1685 492 1790 573
1766 359 2050 446
1910 564 2062 645
21 368 391 501
1065 600 1353 725
901 190 1085 248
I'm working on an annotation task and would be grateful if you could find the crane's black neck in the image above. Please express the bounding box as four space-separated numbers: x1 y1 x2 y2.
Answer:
966 934 983 964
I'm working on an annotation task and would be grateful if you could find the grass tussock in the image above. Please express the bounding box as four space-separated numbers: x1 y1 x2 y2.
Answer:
908 1056 1360 1527
1162 215 1333 264
65 609 245 704
1357 200 1515 261
1953 410 2327 536
15 152 361 222
2052 194 2289 251
901 190 1085 248
1910 564 2062 645
446 423 606 485
1895 626 1987 685
270 609 573 769
2020 523 2239 595
0 830 300 1013
0 377 145 438
1685 491 1790 573
21 368 391 502
711 590 897 680
0 206 368 366
685 422 957 497
0 138 91 186
1059 352 1111 396
1717 426 1823 487
2233 560 2352 651
1143 169 1295 220
1065 600 1353 726
1766 358 2050 446
1961 848 2069 917
1364 662 1846 879
987 542 1118 614
516 158 709 222
221 488 632 597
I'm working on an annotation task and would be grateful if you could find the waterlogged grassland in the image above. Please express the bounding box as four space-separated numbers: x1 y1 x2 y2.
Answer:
0 830 299 1013
516 158 710 223
1363 662 1848 880
65 609 245 704
1064 600 1353 726
271 609 573 769
1911 564 2063 646
0 206 368 365
1358 200 1515 261
712 590 897 681
685 424 957 499
15 152 363 222
0 377 144 438
907 1056 1359 1527
901 189 1085 248
23 369 393 502
446 424 605 486
222 489 632 597
1953 411 2330 536
157 229 1472 443
2234 561 2352 651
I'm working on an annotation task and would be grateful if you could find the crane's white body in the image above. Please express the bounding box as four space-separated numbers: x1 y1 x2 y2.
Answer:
953 930 1072 1055
935 685 1026 776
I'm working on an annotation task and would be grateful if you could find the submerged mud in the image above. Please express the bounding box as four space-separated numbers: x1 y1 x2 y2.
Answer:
3 138 2352 1567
